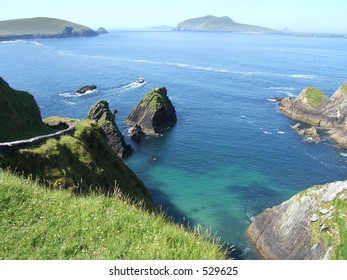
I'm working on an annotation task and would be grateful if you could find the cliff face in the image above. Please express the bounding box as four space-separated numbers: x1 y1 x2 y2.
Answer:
279 83 347 147
0 77 52 142
126 87 177 135
247 181 347 260
85 100 132 158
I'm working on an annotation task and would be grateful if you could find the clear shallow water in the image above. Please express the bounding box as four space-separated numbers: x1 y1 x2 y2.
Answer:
1 32 347 259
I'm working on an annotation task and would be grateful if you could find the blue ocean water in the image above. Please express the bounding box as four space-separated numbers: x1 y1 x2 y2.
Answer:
1 32 347 259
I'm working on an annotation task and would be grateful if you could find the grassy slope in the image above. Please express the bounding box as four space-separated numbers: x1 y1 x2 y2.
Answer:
0 17 93 36
0 170 225 260
304 87 326 108
0 77 52 142
1 119 154 208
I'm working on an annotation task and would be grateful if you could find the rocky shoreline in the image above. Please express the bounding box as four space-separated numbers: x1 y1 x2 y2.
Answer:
278 83 347 148
247 181 347 259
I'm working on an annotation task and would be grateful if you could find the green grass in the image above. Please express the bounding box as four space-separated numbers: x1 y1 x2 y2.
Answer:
141 87 169 112
0 170 225 260
1 119 155 208
307 186 347 260
335 199 347 259
0 17 92 36
0 77 53 142
304 87 326 108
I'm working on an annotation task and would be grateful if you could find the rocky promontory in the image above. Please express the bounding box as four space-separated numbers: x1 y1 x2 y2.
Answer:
0 17 98 41
247 180 347 259
126 87 177 136
86 100 132 158
279 83 347 147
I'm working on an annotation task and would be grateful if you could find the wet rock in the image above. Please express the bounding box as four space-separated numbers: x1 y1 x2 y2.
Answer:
75 85 97 94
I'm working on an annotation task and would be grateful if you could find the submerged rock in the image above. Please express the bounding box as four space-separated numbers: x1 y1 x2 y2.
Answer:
125 87 177 135
86 100 132 158
247 180 347 259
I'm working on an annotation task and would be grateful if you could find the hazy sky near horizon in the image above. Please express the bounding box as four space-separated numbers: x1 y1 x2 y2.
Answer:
1 0 346 33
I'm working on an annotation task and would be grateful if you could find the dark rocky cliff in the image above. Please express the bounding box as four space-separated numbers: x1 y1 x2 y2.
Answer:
86 100 132 158
247 181 347 260
125 87 177 136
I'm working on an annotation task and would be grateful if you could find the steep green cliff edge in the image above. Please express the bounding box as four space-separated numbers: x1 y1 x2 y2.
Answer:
0 77 52 142
0 170 224 259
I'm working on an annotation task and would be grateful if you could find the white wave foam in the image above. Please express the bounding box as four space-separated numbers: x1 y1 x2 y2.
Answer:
267 98 278 102
119 81 146 92
340 153 347 157
170 63 230 73
277 131 285 134
59 89 97 97
0 39 26 44
263 131 272 135
268 87 296 91
288 74 318 79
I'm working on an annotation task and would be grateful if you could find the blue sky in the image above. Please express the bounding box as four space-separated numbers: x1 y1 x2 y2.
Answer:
0 0 346 33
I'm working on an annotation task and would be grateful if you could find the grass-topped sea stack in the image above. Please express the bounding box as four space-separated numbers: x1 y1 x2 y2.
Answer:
126 87 177 137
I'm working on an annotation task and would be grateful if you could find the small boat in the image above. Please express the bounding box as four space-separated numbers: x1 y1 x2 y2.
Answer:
136 76 144 84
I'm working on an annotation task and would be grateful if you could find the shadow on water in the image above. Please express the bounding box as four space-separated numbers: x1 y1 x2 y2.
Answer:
149 186 248 260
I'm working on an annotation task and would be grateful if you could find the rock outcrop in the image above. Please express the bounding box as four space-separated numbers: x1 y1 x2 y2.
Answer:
75 85 97 94
291 123 321 142
247 180 347 260
86 100 132 158
125 87 177 136
96 27 109 34
279 83 347 147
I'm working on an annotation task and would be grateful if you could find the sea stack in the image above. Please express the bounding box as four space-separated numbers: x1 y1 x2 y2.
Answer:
86 100 132 158
125 87 177 136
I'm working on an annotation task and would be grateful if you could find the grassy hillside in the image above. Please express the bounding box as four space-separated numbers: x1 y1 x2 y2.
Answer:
0 170 225 260
0 77 52 142
174 15 279 33
1 118 155 208
0 17 97 38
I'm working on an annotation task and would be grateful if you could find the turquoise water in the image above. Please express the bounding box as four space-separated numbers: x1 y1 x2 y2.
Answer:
1 32 347 258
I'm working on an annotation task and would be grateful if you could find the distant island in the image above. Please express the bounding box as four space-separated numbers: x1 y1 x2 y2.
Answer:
0 17 106 41
174 15 279 34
